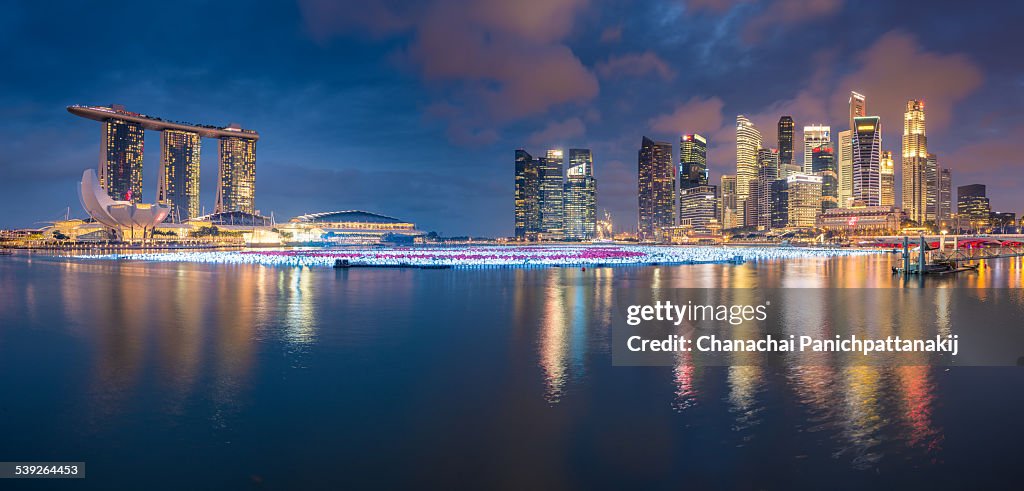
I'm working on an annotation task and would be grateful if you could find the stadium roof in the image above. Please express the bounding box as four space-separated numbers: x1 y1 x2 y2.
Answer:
291 210 407 224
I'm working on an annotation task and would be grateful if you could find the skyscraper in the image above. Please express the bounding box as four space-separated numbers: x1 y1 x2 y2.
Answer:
563 149 596 240
100 118 145 203
777 116 794 168
852 116 882 206
158 129 201 222
784 174 822 228
514 149 542 240
679 185 718 234
802 124 830 173
750 148 779 229
926 153 939 222
720 175 738 229
938 167 952 222
849 91 867 126
880 150 895 207
679 134 708 189
638 137 674 241
735 115 762 226
216 136 257 214
958 184 990 229
538 149 565 238
902 100 928 223
810 143 837 212
837 130 853 208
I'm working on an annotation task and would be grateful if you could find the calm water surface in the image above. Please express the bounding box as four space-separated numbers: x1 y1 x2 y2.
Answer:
1 251 1023 489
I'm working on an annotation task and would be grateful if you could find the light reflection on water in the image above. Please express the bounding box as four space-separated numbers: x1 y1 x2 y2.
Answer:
0 252 1022 487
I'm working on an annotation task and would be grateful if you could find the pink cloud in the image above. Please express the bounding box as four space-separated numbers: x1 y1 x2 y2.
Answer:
527 117 586 146
648 97 726 135
596 52 675 81
600 25 623 43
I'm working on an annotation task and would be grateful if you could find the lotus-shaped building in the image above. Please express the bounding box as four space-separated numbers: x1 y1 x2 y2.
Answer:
79 169 170 236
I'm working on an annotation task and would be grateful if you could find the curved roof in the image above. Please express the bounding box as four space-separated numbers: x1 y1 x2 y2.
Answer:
68 105 259 140
190 210 272 226
79 169 170 228
292 210 406 224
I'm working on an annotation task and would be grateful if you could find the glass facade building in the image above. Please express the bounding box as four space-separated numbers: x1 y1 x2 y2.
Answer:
100 119 145 203
563 149 596 240
802 124 830 174
158 130 202 222
902 100 928 223
679 185 718 234
514 149 542 240
880 150 895 207
810 143 838 212
638 136 674 241
938 167 952 222
538 149 565 239
735 115 762 226
679 134 708 189
852 116 882 206
777 116 794 169
216 137 258 214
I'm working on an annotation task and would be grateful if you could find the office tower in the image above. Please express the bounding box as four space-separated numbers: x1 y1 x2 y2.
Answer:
100 118 145 203
902 100 928 223
679 185 718 234
514 149 542 240
750 148 779 229
157 130 201 222
849 91 867 127
852 116 882 206
802 124 830 173
735 115 762 225
679 134 708 189
563 149 596 240
925 153 939 222
777 116 794 168
938 167 952 221
990 212 1016 228
216 136 258 214
810 143 837 212
771 179 789 229
538 149 565 238
957 184 990 229
720 174 738 229
880 150 895 207
837 130 853 207
785 174 823 228
638 137 674 241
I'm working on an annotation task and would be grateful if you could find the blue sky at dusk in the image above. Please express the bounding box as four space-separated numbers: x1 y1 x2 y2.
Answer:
1 0 1021 236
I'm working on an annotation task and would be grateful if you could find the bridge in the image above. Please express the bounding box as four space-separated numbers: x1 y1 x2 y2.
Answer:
866 235 1024 275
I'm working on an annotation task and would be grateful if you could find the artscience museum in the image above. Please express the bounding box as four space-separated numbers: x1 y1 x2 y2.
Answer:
78 168 170 239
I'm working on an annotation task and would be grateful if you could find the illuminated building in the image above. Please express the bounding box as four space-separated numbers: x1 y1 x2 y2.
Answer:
810 143 837 212
852 116 881 206
784 173 822 228
596 210 613 240
777 116 794 169
158 130 201 222
926 153 939 222
514 149 542 240
816 205 901 235
638 136 674 241
957 184 990 228
990 211 1016 228
285 210 422 245
679 134 708 189
217 135 257 214
849 91 867 125
79 169 169 239
747 148 778 229
880 150 895 207
938 167 952 221
563 148 596 240
839 92 867 208
902 100 928 223
720 174 738 229
802 124 830 173
539 149 564 239
735 115 762 225
101 116 145 203
679 185 718 234
68 104 259 212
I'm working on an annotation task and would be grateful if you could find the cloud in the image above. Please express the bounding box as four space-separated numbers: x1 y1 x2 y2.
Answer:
648 97 726 135
596 52 675 80
742 0 842 42
298 0 598 145
599 25 622 43
685 0 752 14
527 117 586 146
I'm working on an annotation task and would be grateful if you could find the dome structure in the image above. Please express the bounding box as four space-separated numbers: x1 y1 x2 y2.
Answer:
79 169 170 230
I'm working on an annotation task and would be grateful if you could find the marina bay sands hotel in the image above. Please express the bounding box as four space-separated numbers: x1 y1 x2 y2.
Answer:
68 104 259 222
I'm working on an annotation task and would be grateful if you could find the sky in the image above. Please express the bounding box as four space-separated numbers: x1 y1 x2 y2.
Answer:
1 0 1022 236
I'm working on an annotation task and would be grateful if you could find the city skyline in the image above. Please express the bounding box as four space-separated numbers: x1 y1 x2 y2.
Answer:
1 1 1021 236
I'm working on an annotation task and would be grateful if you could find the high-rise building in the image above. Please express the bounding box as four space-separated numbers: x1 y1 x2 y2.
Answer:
720 175 738 229
958 184 990 229
100 118 145 203
538 149 565 238
157 130 201 222
638 137 674 241
938 167 952 222
679 185 719 234
514 149 542 240
749 148 779 229
925 153 939 222
802 124 830 173
902 100 928 223
849 91 867 127
777 116 794 168
216 136 257 214
837 130 853 208
679 134 708 189
736 115 762 226
880 150 895 207
563 149 596 240
784 173 822 228
852 116 882 206
810 143 837 212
